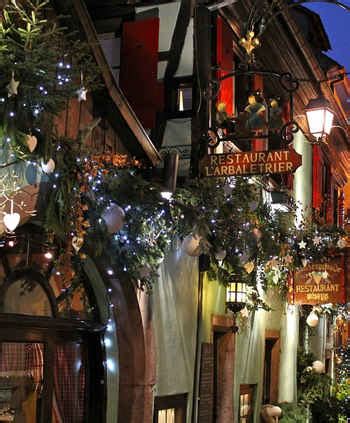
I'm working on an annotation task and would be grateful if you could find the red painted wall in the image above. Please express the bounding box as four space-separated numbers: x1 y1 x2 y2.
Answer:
120 18 163 129
216 17 234 116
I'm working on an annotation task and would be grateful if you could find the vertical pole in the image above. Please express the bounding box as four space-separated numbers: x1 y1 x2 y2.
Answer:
191 272 204 423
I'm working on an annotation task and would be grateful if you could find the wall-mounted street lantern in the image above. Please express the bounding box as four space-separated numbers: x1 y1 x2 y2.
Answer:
226 280 247 313
226 280 247 332
305 96 335 142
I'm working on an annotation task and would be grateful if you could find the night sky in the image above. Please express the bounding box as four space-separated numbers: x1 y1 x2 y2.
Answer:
306 2 350 71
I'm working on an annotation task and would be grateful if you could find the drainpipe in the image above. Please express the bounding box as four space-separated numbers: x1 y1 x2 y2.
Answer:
191 271 204 423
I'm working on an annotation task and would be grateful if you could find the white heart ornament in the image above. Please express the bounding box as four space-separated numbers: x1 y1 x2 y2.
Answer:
26 134 37 153
3 212 20 232
72 236 84 252
41 158 55 174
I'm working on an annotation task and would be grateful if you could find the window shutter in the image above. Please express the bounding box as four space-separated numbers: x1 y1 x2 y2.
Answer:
120 18 163 129
198 343 214 423
312 145 323 211
216 17 234 116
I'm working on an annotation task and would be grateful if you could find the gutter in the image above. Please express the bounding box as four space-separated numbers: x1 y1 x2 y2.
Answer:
72 0 161 166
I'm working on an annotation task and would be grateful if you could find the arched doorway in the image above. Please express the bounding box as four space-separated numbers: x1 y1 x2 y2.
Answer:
0 228 106 423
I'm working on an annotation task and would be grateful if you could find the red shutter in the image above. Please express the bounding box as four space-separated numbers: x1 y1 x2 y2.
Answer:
120 18 163 129
216 17 234 116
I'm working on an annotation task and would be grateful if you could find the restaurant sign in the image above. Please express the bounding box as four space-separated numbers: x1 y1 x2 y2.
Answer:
288 257 345 305
199 148 302 177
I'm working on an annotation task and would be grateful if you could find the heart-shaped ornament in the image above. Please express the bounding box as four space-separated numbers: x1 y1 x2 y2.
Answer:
72 236 84 252
26 134 37 153
244 261 255 274
41 158 55 174
3 212 20 232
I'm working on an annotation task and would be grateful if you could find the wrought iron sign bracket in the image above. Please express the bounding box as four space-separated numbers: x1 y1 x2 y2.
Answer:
207 65 303 149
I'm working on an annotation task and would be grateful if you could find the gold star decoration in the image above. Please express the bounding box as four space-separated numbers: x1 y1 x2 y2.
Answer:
7 71 20 97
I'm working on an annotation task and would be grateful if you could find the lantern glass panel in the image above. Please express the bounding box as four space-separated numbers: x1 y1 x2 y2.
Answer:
306 106 334 138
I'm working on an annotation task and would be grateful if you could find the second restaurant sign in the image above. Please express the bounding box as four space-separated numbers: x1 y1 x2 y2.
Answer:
288 257 346 305
200 148 302 177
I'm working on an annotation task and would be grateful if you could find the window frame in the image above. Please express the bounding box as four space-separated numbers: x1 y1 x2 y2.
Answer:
239 384 256 423
153 393 187 423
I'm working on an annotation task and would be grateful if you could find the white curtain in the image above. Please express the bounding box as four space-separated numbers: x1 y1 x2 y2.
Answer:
152 247 198 421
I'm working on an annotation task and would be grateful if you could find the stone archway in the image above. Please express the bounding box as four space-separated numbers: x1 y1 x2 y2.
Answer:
109 275 156 423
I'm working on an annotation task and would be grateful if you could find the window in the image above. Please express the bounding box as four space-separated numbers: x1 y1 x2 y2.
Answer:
239 385 255 423
177 85 192 112
0 229 104 422
157 408 175 423
168 77 193 117
154 394 187 423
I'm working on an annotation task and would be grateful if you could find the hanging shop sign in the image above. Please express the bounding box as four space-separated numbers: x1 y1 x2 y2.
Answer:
199 148 302 177
288 257 346 305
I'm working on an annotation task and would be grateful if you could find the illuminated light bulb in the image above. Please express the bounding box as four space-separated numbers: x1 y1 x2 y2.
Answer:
161 191 173 200
44 251 53 259
107 269 114 276
8 240 15 248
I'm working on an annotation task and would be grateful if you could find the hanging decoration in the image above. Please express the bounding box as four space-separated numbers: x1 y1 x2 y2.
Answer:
306 310 319 328
77 72 88 102
102 203 125 234
6 71 20 97
41 158 55 174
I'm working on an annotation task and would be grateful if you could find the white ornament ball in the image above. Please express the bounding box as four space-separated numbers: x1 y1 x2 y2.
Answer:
312 360 325 374
102 203 125 234
215 249 226 261
264 405 282 417
306 311 319 328
182 234 202 256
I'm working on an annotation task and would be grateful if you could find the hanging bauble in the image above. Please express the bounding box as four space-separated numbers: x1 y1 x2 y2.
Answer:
312 360 325 374
214 249 226 261
6 71 20 97
72 236 84 253
41 158 55 174
26 134 37 153
182 234 202 256
262 405 282 418
335 354 343 365
252 227 262 240
3 212 20 232
102 203 125 234
306 310 319 328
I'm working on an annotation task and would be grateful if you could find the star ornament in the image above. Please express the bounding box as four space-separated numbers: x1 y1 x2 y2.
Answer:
298 240 306 249
7 72 20 97
77 86 87 102
313 235 322 246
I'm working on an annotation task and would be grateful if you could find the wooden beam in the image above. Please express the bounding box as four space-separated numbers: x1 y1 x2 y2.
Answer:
72 0 161 166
